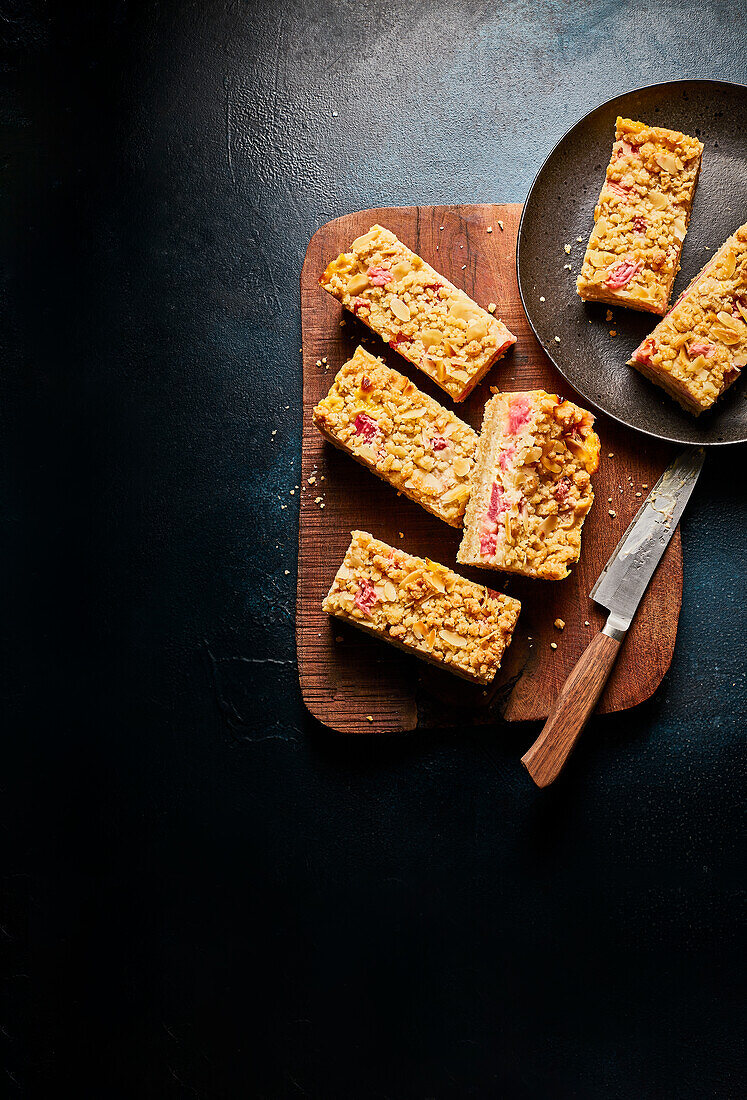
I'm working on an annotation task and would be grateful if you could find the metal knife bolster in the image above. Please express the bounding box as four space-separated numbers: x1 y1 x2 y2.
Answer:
591 447 705 635
601 612 630 642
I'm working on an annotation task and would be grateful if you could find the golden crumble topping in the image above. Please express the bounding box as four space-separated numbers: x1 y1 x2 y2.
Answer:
458 390 600 581
319 224 517 401
577 118 703 315
323 531 521 685
629 222 747 413
313 346 478 526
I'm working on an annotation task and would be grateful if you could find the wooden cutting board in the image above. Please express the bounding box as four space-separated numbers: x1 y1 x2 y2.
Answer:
297 205 682 734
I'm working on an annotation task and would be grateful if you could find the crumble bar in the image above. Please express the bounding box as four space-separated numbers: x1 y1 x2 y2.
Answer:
457 390 600 581
577 117 703 315
323 531 521 686
629 223 747 414
319 224 517 401
313 346 478 526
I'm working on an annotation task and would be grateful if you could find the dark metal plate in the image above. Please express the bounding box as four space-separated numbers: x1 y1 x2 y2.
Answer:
517 80 747 446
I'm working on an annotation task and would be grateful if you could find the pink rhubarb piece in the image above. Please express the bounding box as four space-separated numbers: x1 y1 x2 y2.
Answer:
605 259 643 289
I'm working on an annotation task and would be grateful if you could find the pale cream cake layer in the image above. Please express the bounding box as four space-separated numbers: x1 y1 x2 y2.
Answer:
323 531 521 686
319 224 517 401
577 117 703 315
629 223 747 414
458 390 600 581
312 346 478 526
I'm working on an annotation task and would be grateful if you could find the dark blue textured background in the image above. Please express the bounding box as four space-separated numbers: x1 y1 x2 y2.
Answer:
3 2 744 1095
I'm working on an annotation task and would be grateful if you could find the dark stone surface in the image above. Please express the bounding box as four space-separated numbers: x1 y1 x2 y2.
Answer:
2 2 744 1096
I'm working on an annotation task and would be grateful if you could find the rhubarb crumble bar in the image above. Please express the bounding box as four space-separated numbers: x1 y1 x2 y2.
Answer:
313 346 478 526
319 224 517 401
457 391 600 581
323 531 521 686
629 223 747 414
577 118 703 315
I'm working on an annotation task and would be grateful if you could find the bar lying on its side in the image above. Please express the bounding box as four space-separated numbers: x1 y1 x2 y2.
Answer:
319 224 516 401
323 531 521 686
457 390 600 581
576 117 703 315
313 346 478 527
629 222 747 414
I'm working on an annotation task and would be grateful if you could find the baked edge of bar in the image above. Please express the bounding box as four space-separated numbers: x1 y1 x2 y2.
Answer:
576 280 669 315
312 417 466 527
324 605 501 686
629 356 709 415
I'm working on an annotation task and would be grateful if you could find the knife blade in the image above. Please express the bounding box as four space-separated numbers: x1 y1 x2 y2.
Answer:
590 446 705 638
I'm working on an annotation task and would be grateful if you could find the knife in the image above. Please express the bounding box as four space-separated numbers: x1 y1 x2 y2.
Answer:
521 446 705 788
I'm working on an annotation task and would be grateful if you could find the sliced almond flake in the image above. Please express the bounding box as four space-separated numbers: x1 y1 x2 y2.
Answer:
442 484 469 505
347 273 370 295
420 472 442 493
400 569 422 586
655 151 679 175
448 297 482 322
390 296 411 322
391 260 412 281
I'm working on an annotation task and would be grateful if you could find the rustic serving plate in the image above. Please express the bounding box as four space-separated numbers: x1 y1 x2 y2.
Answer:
517 79 747 446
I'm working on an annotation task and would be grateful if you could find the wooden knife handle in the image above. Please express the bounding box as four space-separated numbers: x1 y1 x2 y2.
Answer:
521 630 622 788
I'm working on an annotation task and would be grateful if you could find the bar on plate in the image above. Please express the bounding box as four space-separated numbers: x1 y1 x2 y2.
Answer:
629 223 747 414
323 531 521 686
318 224 516 401
457 390 600 581
312 346 478 526
576 117 703 315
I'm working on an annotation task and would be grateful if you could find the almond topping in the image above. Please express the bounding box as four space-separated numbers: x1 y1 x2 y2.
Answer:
390 296 411 322
391 260 412 281
420 473 442 494
442 484 470 504
448 297 482 323
655 152 679 175
466 317 488 341
346 273 370 295
401 569 422 586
